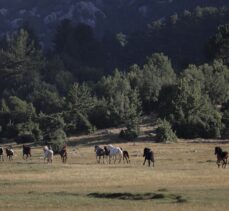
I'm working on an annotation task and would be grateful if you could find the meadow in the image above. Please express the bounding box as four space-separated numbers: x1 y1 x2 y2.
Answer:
0 134 229 211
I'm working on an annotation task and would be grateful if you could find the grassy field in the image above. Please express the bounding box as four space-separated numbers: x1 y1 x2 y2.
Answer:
0 136 229 211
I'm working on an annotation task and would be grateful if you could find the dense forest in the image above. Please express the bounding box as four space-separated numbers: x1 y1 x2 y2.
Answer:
1 5 229 150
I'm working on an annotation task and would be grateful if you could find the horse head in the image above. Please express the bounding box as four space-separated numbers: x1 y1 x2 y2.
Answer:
215 146 222 155
143 148 151 157
94 145 99 152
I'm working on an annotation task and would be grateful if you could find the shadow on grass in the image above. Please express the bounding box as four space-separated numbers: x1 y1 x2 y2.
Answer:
67 134 125 147
87 192 187 203
68 133 157 147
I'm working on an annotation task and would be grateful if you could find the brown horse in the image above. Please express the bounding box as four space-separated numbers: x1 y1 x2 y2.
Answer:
23 145 31 160
0 147 4 161
59 145 67 163
215 146 228 168
120 148 130 163
5 146 14 161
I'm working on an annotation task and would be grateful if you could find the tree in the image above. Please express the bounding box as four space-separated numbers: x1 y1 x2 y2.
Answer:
128 53 176 112
208 24 229 65
0 29 45 99
39 113 66 151
156 119 177 143
170 77 222 138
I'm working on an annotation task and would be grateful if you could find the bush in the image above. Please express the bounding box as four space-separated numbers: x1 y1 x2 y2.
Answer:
156 119 177 143
119 129 138 141
44 129 66 153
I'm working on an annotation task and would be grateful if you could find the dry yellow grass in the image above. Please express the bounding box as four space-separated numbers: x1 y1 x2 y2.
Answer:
0 138 229 211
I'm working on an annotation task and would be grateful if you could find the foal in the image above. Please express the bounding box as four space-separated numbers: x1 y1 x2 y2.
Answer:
215 146 228 168
120 148 130 163
143 148 154 167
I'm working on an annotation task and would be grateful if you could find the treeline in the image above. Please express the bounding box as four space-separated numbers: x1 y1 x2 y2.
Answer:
1 9 229 148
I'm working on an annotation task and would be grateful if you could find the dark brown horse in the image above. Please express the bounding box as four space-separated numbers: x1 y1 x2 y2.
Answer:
143 148 154 167
120 148 130 163
5 146 14 161
0 147 4 161
59 145 67 163
215 146 228 168
94 145 106 163
23 145 31 160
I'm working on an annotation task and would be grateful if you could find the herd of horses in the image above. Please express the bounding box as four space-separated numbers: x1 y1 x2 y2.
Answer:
0 144 67 164
0 144 228 168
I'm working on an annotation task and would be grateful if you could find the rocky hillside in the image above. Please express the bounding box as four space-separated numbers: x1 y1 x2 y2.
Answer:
0 0 228 47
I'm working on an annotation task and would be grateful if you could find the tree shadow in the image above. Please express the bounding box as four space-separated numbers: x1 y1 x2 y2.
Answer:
87 192 187 203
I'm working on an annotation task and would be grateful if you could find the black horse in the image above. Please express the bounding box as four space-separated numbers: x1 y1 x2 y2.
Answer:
215 146 228 168
143 148 154 167
23 145 31 160
94 145 107 163
0 147 4 161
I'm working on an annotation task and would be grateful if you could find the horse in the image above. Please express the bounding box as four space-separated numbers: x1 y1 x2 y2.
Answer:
94 145 106 164
22 145 31 160
0 147 4 161
120 148 130 163
5 146 14 161
59 145 67 163
43 146 54 163
106 144 123 164
143 148 154 167
215 146 228 168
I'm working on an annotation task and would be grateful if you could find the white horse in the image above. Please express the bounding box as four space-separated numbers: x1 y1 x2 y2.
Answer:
107 144 123 164
43 146 54 163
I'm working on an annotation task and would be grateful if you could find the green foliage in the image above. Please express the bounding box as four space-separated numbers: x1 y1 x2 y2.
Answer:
0 96 39 142
169 77 222 138
156 119 177 143
38 113 66 148
208 24 229 65
0 29 44 98
128 53 176 112
63 110 95 135
66 82 95 114
96 70 142 129
200 61 229 104
119 129 138 141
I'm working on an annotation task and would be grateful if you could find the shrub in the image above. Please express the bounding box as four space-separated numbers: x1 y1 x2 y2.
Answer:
156 119 177 143
119 129 138 141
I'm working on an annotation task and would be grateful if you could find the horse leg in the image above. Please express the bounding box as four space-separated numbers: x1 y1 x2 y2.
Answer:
148 159 151 167
216 160 220 168
223 159 227 168
123 155 126 163
143 158 146 165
